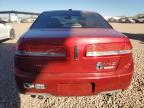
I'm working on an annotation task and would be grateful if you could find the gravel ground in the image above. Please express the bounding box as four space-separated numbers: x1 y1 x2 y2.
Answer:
0 23 144 108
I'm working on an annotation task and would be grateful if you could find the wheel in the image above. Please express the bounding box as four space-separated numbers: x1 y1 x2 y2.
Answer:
10 28 15 40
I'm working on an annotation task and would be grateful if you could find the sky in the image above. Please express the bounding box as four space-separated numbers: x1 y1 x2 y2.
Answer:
0 0 144 17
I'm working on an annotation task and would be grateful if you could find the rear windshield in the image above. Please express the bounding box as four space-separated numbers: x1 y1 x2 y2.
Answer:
31 11 112 29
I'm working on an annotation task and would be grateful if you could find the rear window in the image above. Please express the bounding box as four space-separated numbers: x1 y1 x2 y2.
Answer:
31 11 112 29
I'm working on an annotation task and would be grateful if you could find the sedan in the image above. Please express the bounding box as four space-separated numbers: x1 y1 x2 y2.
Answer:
0 20 15 40
15 10 134 96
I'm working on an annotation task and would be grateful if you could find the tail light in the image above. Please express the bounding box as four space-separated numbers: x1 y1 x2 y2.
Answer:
16 41 66 57
85 42 132 57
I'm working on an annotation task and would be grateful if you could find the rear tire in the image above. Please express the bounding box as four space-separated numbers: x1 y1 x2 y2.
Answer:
10 28 15 40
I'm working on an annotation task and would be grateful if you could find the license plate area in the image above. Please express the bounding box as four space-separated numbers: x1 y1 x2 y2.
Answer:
57 83 92 96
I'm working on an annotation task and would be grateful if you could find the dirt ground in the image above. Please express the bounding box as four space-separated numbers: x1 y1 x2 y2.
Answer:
0 23 144 108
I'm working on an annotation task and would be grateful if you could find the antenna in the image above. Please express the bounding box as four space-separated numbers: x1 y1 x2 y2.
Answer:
68 9 72 11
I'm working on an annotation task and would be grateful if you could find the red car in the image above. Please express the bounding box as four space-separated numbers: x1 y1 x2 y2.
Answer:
15 10 134 96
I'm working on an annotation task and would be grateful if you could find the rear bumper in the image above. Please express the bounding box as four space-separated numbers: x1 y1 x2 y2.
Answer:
15 70 133 96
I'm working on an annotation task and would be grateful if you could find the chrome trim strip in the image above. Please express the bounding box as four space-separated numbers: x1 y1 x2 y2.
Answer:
74 45 78 60
15 50 66 57
86 50 132 57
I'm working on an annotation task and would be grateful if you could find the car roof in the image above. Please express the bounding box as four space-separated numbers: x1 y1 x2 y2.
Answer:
42 10 99 15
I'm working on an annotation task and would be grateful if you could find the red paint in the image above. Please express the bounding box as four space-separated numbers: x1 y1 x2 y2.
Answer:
15 26 133 96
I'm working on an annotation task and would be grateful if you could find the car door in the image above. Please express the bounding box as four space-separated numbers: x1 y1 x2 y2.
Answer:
0 23 9 40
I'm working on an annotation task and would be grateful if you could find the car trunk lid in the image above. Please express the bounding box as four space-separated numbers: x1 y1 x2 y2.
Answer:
15 28 132 73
